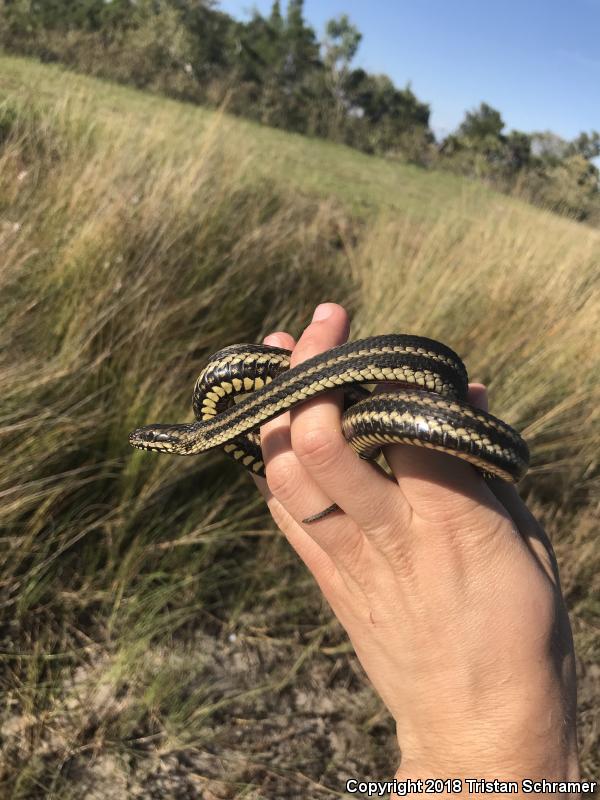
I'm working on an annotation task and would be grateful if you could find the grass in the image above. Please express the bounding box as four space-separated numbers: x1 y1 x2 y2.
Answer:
0 52 598 797
0 53 496 220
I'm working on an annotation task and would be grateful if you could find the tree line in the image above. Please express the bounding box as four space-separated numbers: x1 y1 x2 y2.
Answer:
1 0 599 222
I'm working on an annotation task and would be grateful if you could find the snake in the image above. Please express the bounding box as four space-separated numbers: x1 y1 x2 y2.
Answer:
128 334 529 523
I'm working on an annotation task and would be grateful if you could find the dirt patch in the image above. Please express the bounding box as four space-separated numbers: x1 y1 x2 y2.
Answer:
1 625 398 799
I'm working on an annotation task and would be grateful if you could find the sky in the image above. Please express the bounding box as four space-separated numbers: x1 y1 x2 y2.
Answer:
216 0 600 142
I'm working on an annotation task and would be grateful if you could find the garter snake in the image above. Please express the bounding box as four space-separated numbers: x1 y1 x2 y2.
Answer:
128 334 529 522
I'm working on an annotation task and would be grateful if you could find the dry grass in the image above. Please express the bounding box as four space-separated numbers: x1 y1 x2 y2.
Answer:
0 58 598 797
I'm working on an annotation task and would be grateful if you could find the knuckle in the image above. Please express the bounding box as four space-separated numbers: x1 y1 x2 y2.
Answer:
265 454 301 502
384 544 418 585
294 427 342 470
363 491 414 539
339 531 369 574
290 334 325 368
413 493 487 528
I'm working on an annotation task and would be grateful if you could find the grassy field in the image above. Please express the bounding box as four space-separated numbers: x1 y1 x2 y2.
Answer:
0 53 598 798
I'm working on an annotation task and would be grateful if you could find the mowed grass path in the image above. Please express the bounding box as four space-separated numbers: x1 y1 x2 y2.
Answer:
0 52 598 796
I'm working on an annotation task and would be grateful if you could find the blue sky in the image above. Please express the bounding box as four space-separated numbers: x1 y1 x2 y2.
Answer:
216 0 600 142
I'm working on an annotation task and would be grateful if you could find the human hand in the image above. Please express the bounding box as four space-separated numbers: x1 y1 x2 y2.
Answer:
252 303 579 782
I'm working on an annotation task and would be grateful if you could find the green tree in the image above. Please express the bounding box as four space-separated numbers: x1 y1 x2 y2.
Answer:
99 0 140 33
537 154 600 220
323 13 361 75
269 0 283 33
530 131 570 166
505 130 532 171
283 0 320 82
568 130 600 161
346 71 427 126
227 8 285 124
458 102 504 140
2 0 110 33
344 69 430 153
167 0 229 79
221 1 322 132
321 13 361 136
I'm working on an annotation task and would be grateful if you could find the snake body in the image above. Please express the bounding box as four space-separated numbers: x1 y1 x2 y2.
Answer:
129 335 529 521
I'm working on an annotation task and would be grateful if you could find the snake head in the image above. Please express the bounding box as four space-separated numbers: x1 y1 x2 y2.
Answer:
129 423 193 453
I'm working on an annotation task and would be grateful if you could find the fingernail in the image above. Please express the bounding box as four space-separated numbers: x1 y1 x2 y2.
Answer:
312 303 334 322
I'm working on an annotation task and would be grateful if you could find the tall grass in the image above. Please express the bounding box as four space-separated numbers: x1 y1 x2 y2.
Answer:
0 75 598 797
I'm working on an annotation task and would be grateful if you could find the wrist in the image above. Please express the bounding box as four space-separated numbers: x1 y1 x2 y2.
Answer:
393 697 580 792
395 752 581 782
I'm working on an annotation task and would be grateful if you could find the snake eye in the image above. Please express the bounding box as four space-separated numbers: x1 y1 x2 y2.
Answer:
129 426 179 451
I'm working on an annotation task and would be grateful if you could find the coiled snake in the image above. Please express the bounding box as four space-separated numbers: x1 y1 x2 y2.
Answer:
128 335 529 522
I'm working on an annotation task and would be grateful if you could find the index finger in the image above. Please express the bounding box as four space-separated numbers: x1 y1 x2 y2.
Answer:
288 305 413 536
